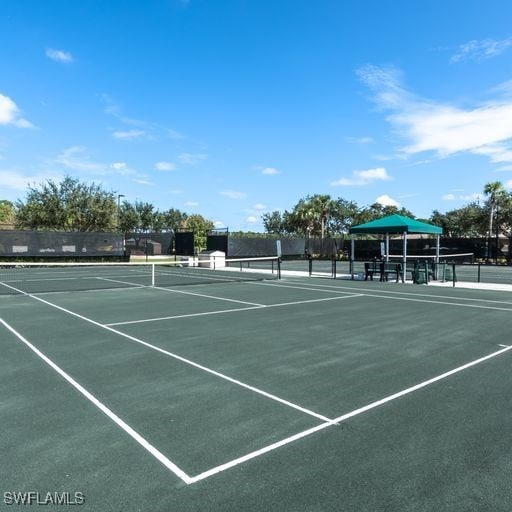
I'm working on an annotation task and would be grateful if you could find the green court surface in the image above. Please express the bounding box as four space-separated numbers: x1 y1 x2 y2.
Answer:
2 273 512 511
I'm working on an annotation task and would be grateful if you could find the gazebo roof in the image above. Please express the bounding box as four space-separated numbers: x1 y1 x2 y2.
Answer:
349 214 442 235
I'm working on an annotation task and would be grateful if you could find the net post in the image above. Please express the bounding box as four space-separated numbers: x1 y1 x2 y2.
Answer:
277 257 281 279
308 255 313 277
452 263 456 287
151 263 155 287
477 262 481 283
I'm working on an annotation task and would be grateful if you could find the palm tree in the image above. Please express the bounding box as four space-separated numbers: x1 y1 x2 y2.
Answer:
484 181 506 261
310 194 333 239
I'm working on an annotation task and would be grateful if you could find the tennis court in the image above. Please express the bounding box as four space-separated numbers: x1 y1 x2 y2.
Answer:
2 260 512 511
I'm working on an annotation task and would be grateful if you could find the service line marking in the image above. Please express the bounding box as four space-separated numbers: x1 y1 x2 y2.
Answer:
106 294 362 327
188 343 512 483
0 281 331 423
0 317 193 485
151 285 266 306
5 279 509 485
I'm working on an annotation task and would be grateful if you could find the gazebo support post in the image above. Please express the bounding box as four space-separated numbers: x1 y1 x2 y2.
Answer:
350 236 355 279
385 233 390 262
403 231 407 281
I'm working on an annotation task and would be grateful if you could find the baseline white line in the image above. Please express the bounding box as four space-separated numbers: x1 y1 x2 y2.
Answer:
106 294 362 327
259 279 512 305
254 281 512 312
0 281 331 423
0 318 192 485
360 293 512 312
188 421 335 484
189 343 512 483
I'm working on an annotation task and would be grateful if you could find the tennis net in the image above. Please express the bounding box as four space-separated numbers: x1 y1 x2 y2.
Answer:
0 256 280 295
386 252 475 264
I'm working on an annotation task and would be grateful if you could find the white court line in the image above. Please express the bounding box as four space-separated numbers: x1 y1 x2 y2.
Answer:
0 281 331 423
95 277 146 288
361 293 512 312
253 281 512 312
4 279 512 484
151 285 265 306
265 279 512 305
0 318 193 485
106 294 362 327
189 343 512 483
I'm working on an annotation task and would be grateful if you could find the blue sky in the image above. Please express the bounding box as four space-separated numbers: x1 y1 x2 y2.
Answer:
2 0 512 231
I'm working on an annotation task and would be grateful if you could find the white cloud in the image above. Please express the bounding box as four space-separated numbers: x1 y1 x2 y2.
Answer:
345 136 374 144
55 146 105 172
220 189 247 200
0 170 62 191
178 153 207 165
110 162 135 175
0 93 33 128
442 192 482 201
213 220 225 229
133 178 153 186
54 148 137 177
261 167 279 175
112 129 145 140
184 201 199 207
376 194 400 208
246 216 258 223
253 203 267 210
155 161 176 171
45 48 74 63
358 64 512 165
111 162 127 171
330 167 392 186
505 180 512 189
168 129 185 140
451 38 512 63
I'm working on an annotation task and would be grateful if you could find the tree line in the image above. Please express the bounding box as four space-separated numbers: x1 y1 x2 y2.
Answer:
1 176 511 245
262 183 512 243
0 176 214 239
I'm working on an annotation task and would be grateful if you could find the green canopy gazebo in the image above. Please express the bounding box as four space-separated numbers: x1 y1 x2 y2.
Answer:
348 214 443 269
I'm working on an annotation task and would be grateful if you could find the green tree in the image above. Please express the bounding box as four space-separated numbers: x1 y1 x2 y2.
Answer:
483 181 508 260
119 201 139 234
286 194 336 237
182 214 215 253
431 204 486 238
497 192 512 261
262 210 286 235
0 200 15 227
326 198 359 236
161 208 188 232
15 176 117 231
134 201 155 233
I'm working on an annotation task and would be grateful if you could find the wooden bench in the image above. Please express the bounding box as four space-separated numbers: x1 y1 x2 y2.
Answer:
364 261 403 283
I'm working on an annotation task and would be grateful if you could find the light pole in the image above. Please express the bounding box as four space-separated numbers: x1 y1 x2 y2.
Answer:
495 203 499 264
117 194 125 231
